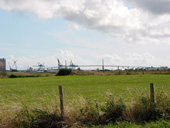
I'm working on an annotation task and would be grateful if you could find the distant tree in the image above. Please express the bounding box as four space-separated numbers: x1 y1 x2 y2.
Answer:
56 69 72 76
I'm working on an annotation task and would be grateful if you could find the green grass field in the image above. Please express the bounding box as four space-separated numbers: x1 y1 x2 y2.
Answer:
1 74 170 127
1 74 170 108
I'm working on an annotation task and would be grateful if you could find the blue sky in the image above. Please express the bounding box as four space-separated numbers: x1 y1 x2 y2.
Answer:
0 10 67 56
1 0 170 69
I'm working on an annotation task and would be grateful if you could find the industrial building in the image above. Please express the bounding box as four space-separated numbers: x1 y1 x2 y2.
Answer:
0 58 6 72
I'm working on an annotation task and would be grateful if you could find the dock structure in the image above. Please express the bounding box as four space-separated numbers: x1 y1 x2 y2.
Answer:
0 58 6 72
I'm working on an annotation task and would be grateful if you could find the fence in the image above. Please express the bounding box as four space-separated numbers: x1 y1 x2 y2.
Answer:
58 83 156 120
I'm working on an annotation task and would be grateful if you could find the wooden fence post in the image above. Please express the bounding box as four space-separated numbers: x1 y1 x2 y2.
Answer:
59 85 64 120
150 83 154 103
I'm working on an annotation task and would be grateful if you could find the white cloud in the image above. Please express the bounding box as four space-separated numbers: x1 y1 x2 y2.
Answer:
99 54 123 65
7 50 84 70
0 0 58 19
1 0 170 44
67 22 80 31
126 0 170 15
6 50 170 70
57 50 81 64
97 52 168 67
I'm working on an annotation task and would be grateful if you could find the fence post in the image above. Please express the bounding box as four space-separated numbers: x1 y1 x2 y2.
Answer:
150 83 154 103
59 85 64 120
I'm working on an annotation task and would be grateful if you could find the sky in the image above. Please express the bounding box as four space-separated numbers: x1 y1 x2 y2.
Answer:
1 0 170 69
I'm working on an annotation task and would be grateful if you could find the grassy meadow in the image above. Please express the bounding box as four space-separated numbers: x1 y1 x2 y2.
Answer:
1 74 170 107
1 74 170 127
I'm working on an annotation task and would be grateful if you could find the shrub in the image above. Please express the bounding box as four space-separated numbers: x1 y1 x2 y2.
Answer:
79 99 100 125
155 90 170 119
15 106 63 128
126 96 163 123
9 74 40 78
100 95 126 123
77 67 81 71
15 106 38 128
56 69 72 76
9 74 18 78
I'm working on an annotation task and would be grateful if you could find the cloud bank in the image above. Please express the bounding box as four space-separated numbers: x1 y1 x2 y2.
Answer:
7 50 168 70
1 0 170 44
127 0 170 15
